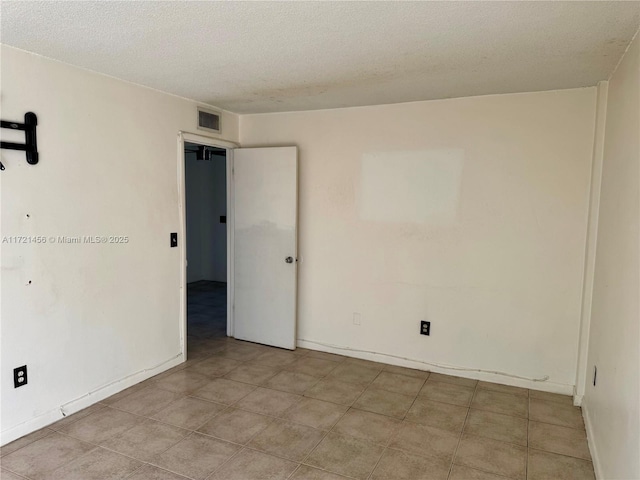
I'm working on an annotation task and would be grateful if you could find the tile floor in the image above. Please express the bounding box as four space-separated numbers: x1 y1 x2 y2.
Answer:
1 282 595 480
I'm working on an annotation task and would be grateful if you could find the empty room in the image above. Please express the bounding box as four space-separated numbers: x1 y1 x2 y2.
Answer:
0 2 638 480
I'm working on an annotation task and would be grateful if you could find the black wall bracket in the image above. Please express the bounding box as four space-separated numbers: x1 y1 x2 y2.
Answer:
0 112 39 170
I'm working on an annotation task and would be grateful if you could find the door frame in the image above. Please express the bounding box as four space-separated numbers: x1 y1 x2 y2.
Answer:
177 131 238 359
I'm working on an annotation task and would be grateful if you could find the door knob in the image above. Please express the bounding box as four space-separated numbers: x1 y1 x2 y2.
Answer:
285 256 294 264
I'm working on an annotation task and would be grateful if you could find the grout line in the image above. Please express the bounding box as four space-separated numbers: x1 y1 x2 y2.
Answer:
446 381 476 479
297 365 384 478
527 446 594 463
285 463 303 480
400 372 430 421
202 415 282 480
449 463 516 480
365 448 385 480
30 443 104 478
122 462 148 479
0 428 56 459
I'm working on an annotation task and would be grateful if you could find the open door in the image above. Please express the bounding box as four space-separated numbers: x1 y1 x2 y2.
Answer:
233 146 298 350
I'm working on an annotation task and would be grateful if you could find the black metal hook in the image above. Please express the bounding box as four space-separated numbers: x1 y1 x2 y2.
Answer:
1 112 39 168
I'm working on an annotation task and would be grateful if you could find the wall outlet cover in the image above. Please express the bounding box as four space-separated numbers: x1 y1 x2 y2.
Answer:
14 365 28 388
421 321 431 336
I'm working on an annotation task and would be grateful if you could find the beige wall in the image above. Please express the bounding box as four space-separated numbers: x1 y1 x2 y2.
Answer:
584 32 639 480
0 46 238 444
241 88 596 392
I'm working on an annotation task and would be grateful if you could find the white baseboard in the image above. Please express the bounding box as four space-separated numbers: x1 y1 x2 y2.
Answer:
582 399 603 480
1 353 185 446
296 339 574 395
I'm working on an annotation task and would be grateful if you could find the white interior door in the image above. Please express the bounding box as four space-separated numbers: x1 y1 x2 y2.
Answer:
233 146 298 349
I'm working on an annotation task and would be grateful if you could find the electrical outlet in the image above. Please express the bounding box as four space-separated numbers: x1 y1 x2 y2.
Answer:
420 321 431 336
593 365 597 386
14 365 27 388
353 312 361 326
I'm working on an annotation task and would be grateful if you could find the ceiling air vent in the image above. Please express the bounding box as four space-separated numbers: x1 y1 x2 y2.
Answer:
197 107 221 134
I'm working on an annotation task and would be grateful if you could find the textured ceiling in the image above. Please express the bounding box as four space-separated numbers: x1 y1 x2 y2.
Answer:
1 1 639 113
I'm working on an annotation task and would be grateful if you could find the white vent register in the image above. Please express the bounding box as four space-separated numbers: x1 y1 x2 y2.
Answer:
197 107 221 133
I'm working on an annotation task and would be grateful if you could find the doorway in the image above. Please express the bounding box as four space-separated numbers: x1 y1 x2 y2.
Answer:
184 141 228 358
178 133 299 357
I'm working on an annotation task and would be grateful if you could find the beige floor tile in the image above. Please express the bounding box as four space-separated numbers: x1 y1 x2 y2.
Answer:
235 387 302 416
264 371 321 394
388 422 459 465
464 409 528 446
428 373 478 388
419 381 475 407
100 382 148 405
186 356 241 377
343 357 386 371
191 378 256 405
100 419 188 461
184 349 211 361
1 469 28 480
326 363 380 386
332 409 401 446
152 433 240 480
528 421 590 460
305 432 384 480
254 350 299 368
529 399 584 430
151 364 192 383
249 419 325 461
0 428 53 457
454 433 527 480
287 357 341 377
306 351 346 363
0 432 94 479
59 407 145 443
292 347 312 356
449 464 509 480
529 390 574 406
405 397 468 433
197 407 273 444
151 397 225 430
47 447 141 479
370 448 449 480
126 464 191 480
304 378 365 405
208 448 298 480
290 464 351 479
153 370 213 395
224 363 280 385
471 389 528 418
283 397 348 430
50 404 107 431
109 385 183 416
477 381 528 397
371 371 426 396
211 344 263 362
528 449 595 480
383 364 430 380
352 386 415 419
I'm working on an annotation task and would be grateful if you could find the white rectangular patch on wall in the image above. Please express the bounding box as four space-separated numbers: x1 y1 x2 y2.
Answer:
359 149 464 225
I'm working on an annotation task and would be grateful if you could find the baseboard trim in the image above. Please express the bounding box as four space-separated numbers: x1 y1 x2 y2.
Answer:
582 399 603 480
1 352 185 446
297 339 573 395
